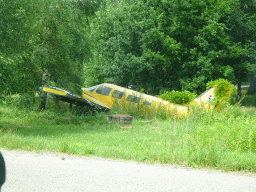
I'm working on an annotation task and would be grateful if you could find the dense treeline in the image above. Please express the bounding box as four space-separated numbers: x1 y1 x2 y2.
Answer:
0 0 93 96
0 0 106 109
1 0 256 101
87 0 256 95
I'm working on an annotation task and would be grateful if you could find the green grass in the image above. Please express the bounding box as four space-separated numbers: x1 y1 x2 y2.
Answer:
0 94 256 172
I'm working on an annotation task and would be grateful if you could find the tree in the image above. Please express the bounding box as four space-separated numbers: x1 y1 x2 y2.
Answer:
225 0 256 99
0 0 41 94
0 0 98 110
29 0 91 109
87 0 255 95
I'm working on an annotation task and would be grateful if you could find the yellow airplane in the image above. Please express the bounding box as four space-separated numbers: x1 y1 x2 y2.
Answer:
39 83 215 117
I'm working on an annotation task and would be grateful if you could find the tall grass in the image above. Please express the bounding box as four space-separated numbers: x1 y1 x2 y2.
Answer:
1 93 256 172
109 97 185 120
184 105 256 170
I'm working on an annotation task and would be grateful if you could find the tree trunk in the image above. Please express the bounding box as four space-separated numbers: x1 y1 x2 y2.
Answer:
38 68 48 110
247 76 256 95
237 81 242 101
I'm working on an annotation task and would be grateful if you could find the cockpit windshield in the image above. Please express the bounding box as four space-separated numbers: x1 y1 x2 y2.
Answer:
88 85 99 92
96 85 112 96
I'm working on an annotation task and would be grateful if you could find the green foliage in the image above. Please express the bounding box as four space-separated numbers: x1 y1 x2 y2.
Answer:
0 0 98 95
27 0 90 94
1 102 256 172
0 53 40 94
110 99 171 120
226 0 256 82
87 0 256 94
0 93 39 112
206 78 236 108
157 91 197 104
230 88 238 105
0 0 41 94
187 105 256 153
75 0 107 16
0 94 106 126
15 93 38 110
241 94 256 107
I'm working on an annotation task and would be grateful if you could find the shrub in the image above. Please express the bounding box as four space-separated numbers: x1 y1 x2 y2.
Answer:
206 78 236 109
15 93 37 110
157 90 197 104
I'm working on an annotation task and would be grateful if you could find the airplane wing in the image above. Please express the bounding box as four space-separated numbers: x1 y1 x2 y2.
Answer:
39 86 111 110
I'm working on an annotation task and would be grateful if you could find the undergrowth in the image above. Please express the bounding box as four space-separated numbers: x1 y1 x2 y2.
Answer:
1 93 256 172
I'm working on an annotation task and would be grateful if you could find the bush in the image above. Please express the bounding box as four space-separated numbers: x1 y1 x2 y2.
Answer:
206 78 236 109
157 90 197 104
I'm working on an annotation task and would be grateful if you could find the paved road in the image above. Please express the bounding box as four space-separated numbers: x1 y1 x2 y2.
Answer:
1 148 256 192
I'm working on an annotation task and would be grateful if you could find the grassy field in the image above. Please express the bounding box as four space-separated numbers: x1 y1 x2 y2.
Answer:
0 93 256 172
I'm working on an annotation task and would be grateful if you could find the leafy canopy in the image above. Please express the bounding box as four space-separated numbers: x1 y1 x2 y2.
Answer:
87 0 256 95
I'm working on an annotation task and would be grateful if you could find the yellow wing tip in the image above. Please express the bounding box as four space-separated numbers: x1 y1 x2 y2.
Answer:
42 87 67 96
